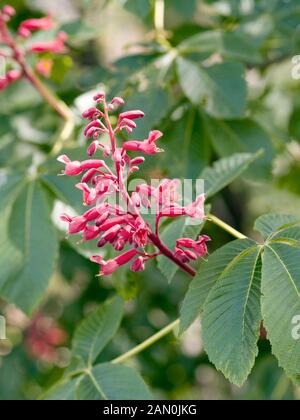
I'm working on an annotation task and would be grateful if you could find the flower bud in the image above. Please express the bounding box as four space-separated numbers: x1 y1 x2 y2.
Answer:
131 256 145 272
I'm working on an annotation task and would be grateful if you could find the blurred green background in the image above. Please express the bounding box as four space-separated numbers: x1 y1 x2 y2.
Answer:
1 0 300 400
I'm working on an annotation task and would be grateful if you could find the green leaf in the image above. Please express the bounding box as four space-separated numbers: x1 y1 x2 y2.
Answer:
201 152 261 199
72 296 124 367
202 244 262 386
124 81 171 138
254 214 300 240
123 0 151 19
157 218 204 283
166 0 197 18
204 117 274 180
262 242 300 385
41 174 84 214
42 377 82 401
76 363 152 400
206 118 275 180
179 30 262 63
0 173 26 300
150 107 211 179
180 239 257 333
177 58 247 119
0 172 25 210
61 20 97 44
0 181 59 312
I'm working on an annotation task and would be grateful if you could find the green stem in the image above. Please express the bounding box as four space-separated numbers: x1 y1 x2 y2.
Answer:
208 214 247 240
154 0 170 48
154 0 165 33
112 319 179 364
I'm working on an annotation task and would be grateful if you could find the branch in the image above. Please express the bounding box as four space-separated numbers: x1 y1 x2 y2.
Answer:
149 232 196 276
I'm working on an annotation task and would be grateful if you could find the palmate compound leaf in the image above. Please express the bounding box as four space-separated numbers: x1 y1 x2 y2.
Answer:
262 242 300 386
42 363 152 401
254 213 300 240
0 179 59 313
180 239 257 334
202 243 262 386
72 296 124 367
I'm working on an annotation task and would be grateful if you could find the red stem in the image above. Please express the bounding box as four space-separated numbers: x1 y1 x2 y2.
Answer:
149 233 196 276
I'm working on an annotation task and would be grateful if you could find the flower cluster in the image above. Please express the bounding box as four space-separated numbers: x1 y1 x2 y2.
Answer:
25 312 67 363
0 4 67 88
58 92 210 276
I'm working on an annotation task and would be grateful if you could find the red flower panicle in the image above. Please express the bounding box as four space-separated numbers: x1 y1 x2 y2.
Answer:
25 312 67 363
0 5 67 89
58 92 210 277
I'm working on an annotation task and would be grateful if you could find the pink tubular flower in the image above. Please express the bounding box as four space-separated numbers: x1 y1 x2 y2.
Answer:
87 141 100 157
174 247 190 264
83 225 101 241
119 118 137 133
176 235 211 261
36 58 53 78
194 235 211 257
6 69 22 82
122 130 163 155
60 214 87 234
131 257 145 272
29 31 67 53
102 224 122 243
184 194 205 219
84 120 103 137
57 155 82 176
130 156 145 166
76 183 97 206
109 97 125 109
119 110 145 121
156 179 181 206
132 219 149 248
2 5 16 17
57 155 106 177
82 107 103 120
91 249 139 276
93 92 105 102
0 69 22 90
18 15 54 38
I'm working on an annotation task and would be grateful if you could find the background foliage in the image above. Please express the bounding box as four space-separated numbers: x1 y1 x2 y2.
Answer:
1 0 300 400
